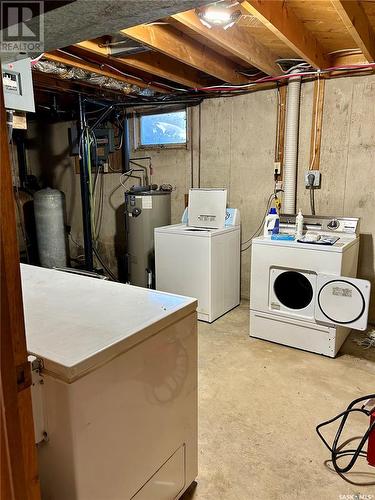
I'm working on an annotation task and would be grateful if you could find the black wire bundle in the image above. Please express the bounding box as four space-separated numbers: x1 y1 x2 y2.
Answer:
316 394 375 475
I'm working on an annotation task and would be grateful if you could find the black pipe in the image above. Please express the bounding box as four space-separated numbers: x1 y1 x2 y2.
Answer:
86 98 203 109
14 130 27 188
78 94 94 271
89 104 114 133
122 110 130 173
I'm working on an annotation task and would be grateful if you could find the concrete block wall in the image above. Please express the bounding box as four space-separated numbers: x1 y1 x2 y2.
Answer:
25 73 375 319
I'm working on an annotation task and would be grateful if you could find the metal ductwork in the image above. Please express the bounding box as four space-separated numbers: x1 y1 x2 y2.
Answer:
33 59 155 96
105 38 151 58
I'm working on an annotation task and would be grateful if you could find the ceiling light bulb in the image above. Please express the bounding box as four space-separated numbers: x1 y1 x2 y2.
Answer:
203 6 231 24
196 3 241 29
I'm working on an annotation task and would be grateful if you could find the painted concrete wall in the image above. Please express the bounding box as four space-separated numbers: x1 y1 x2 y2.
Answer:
26 73 375 319
199 92 278 302
297 76 375 319
198 75 375 319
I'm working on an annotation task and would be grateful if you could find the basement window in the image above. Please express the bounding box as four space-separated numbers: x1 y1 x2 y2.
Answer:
136 109 187 149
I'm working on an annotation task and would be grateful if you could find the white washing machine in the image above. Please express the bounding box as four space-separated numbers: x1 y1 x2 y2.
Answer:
155 215 240 323
250 215 371 357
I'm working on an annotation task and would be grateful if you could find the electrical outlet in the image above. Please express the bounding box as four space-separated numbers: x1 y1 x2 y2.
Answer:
305 170 321 187
274 161 281 175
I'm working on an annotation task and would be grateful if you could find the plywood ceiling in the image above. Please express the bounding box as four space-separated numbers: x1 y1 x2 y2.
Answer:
287 0 356 54
39 0 375 94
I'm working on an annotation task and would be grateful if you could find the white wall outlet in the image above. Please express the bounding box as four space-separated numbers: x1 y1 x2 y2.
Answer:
305 170 321 187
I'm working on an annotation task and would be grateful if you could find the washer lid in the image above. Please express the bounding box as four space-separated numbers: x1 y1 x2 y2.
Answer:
315 274 371 330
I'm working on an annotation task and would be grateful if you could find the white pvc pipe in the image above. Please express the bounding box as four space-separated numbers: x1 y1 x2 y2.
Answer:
283 71 302 214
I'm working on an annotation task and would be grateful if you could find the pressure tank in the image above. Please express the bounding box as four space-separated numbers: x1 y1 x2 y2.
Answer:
34 188 68 268
125 189 171 288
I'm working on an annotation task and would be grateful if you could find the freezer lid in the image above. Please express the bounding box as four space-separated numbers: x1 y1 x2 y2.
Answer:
315 274 371 330
21 265 197 382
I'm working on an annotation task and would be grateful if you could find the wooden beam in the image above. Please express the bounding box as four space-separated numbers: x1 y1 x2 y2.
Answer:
309 79 325 171
44 51 168 94
331 0 375 63
171 10 279 75
120 24 249 84
275 85 287 172
240 0 330 69
331 52 368 67
1 74 41 500
75 40 209 88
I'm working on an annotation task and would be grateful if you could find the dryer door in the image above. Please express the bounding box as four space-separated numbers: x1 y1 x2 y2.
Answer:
315 274 371 330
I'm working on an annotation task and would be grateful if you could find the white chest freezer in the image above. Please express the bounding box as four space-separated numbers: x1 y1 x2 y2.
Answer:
155 224 240 323
21 264 198 500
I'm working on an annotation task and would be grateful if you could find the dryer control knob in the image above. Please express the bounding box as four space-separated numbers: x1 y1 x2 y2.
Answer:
328 219 340 230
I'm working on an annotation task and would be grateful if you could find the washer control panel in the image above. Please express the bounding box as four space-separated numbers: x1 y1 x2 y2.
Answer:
327 218 340 230
325 218 359 234
280 215 360 236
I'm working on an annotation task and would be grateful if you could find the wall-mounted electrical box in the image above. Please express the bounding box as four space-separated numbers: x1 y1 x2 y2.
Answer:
305 170 321 188
2 58 35 112
274 161 281 175
69 124 115 163
94 127 115 161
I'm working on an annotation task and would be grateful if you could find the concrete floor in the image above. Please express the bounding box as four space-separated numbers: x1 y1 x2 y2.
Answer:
183 302 375 500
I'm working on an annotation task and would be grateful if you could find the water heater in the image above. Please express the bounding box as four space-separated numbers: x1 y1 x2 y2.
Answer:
125 189 171 288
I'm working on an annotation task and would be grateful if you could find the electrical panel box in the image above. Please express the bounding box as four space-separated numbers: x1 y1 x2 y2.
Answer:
94 127 115 161
68 124 115 162
2 58 35 112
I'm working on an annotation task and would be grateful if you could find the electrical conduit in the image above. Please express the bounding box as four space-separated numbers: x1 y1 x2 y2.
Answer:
283 70 302 214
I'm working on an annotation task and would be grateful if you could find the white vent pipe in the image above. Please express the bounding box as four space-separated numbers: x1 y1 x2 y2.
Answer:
283 71 302 214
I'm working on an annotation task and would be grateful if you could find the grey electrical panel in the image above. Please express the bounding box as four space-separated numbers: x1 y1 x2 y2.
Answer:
2 58 35 112
68 124 115 163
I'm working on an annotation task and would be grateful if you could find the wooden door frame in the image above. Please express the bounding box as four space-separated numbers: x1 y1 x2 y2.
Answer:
1 78 40 499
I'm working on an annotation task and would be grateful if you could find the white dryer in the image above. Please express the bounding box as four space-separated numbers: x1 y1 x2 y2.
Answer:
250 215 371 357
155 221 240 323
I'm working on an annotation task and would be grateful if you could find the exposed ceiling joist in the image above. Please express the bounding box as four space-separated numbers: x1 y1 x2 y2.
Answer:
117 51 210 89
120 24 249 84
331 0 375 63
171 10 280 76
240 0 331 69
44 51 169 94
0 0 213 62
75 40 209 88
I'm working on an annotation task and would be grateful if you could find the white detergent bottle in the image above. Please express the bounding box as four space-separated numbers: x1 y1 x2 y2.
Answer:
295 209 304 239
263 208 280 237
